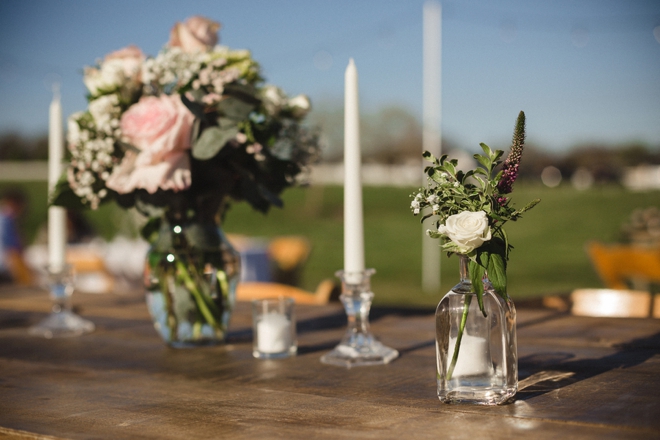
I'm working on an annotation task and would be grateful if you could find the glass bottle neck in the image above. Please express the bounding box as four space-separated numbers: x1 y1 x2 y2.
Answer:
458 254 470 283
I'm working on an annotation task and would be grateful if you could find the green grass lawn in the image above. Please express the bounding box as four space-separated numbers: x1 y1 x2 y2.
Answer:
224 183 660 307
3 181 658 307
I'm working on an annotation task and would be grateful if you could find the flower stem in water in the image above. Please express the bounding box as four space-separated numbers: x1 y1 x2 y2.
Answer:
446 294 472 381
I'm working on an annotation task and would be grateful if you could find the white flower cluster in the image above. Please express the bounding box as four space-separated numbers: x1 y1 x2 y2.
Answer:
142 47 205 91
66 112 116 209
410 192 441 215
410 193 423 215
88 94 122 136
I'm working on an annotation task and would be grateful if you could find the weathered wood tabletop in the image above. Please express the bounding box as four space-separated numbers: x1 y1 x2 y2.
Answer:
0 285 659 439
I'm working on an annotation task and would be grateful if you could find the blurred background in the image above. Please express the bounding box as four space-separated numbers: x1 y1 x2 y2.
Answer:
0 0 659 306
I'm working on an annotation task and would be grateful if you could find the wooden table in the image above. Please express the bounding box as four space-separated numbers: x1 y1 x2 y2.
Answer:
0 286 659 439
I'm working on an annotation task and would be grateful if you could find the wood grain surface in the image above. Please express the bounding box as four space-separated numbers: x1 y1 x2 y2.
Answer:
0 286 659 439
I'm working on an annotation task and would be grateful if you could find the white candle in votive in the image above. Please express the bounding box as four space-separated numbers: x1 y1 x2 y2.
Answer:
447 333 492 377
343 59 365 283
257 312 292 354
48 84 67 272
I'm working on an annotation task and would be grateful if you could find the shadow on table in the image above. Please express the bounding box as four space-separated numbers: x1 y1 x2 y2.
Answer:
515 330 660 401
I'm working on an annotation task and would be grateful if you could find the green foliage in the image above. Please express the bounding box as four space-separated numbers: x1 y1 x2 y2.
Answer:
412 113 539 314
192 126 239 160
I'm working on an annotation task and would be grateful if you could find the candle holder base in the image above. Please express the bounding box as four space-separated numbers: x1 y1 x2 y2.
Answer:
320 269 399 368
28 265 95 339
29 309 95 339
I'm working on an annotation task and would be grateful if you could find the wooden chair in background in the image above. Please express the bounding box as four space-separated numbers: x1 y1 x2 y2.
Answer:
268 236 311 286
232 234 338 305
236 279 336 305
578 242 660 318
586 242 660 290
66 245 115 294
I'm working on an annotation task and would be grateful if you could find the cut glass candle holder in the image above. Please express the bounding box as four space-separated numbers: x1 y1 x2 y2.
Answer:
320 269 399 367
28 265 95 338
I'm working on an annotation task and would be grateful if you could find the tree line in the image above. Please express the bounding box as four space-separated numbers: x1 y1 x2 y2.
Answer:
2 107 659 185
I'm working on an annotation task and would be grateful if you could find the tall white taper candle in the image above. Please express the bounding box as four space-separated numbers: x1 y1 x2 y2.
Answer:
48 84 67 272
343 59 365 284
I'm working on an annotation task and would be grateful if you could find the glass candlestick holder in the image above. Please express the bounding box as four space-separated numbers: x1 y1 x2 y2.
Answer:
28 265 95 338
320 269 399 367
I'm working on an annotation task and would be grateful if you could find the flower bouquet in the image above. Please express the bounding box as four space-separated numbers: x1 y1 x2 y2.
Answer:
411 111 539 404
53 16 320 346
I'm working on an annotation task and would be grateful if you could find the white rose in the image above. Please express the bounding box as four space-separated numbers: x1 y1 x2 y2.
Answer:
287 94 311 118
261 85 287 116
437 211 492 253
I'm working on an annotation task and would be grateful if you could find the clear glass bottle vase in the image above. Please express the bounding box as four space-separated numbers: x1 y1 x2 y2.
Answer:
435 254 517 405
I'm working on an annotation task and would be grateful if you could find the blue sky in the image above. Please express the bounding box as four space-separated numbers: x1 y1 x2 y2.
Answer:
0 0 658 153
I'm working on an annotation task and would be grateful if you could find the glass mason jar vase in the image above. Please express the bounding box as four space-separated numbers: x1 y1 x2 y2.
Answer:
144 219 240 347
435 254 517 405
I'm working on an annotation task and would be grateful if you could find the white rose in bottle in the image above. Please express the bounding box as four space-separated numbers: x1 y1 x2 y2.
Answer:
437 211 492 253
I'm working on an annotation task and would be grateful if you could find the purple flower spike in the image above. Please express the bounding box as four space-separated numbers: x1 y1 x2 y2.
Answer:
497 111 525 195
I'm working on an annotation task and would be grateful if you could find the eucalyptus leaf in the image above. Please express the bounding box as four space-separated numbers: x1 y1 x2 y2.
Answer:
192 125 239 160
217 116 237 128
216 96 255 122
223 83 260 104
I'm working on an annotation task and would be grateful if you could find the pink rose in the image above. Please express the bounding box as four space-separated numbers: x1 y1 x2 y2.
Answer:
106 94 195 194
168 16 220 53
105 150 191 194
104 45 144 78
